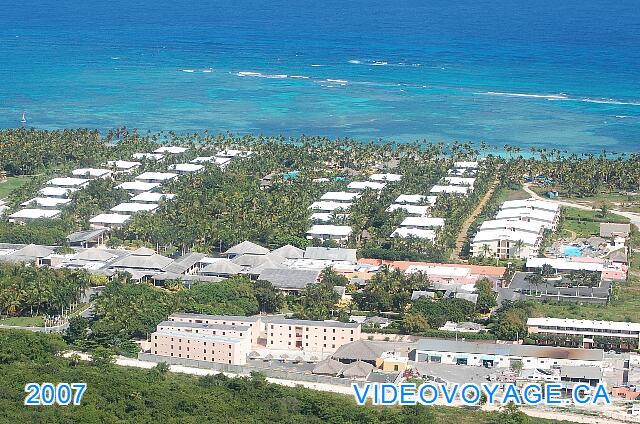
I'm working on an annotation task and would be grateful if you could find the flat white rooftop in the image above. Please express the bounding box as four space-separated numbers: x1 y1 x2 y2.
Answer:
501 198 560 213
400 217 445 228
132 153 164 161
130 192 175 203
454 161 479 168
154 146 188 154
106 160 141 170
369 173 402 182
135 172 178 182
39 187 77 197
170 163 204 173
309 212 349 222
405 265 471 277
394 194 437 205
309 201 352 212
387 204 430 216
9 209 61 219
21 197 72 208
320 192 360 202
443 176 476 186
47 177 90 187
117 181 161 192
472 229 539 246
496 208 557 225
89 213 131 225
71 168 112 178
347 181 386 191
430 185 471 194
306 225 352 236
391 227 436 241
526 257 604 272
190 156 215 164
480 218 545 234
111 202 159 214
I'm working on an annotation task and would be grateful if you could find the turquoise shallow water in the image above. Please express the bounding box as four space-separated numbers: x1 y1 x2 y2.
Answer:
1 0 639 152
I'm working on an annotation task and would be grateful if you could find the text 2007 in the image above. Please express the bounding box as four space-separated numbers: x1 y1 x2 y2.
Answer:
24 383 87 406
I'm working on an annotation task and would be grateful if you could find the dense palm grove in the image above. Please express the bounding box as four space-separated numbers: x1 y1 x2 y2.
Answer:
0 263 92 317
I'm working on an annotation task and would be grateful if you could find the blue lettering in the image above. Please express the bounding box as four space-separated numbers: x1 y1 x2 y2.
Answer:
592 384 611 405
381 384 398 405
352 383 370 405
522 384 542 405
572 384 591 405
544 383 562 405
501 384 522 405
400 384 416 405
418 384 438 405
461 384 481 404
482 383 500 405
441 384 459 404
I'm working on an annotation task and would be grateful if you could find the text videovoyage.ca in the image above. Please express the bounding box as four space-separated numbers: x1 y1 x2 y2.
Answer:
353 382 611 407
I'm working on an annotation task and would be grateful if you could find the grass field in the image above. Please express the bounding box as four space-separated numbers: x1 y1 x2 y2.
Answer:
0 176 31 199
557 206 629 239
0 315 44 326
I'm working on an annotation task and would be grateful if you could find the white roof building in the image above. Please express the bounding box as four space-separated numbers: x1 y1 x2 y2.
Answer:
525 257 605 273
430 185 472 195
454 161 479 169
89 213 131 229
71 168 113 179
110 202 159 215
190 156 215 164
472 229 540 246
387 204 430 216
496 208 558 228
38 187 77 198
47 177 90 188
527 317 640 340
347 181 386 192
309 201 352 212
106 160 141 171
399 217 445 229
309 212 349 223
216 149 250 158
501 198 560 213
479 218 545 235
394 194 437 205
154 146 188 154
8 209 61 222
116 181 161 193
391 228 436 242
21 197 72 209
306 225 352 242
443 176 476 187
132 153 164 161
170 163 204 174
370 173 402 182
320 192 360 202
135 172 178 183
130 192 175 203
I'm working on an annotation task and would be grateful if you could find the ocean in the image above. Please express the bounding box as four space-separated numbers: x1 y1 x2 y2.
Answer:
1 0 639 153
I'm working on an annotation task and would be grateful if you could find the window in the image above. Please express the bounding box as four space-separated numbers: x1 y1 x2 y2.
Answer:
179 354 182 358
187 347 190 351
154 343 157 347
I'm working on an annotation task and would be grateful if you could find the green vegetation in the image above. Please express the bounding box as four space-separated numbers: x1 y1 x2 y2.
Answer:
0 330 570 424
0 263 91 318
0 315 44 326
0 175 31 199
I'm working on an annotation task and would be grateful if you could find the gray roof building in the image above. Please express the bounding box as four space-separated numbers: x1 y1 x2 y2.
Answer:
304 247 357 262
257 268 321 290
272 244 305 259
332 340 390 364
224 241 269 257
342 360 375 379
560 366 602 380
1 244 54 263
67 228 108 246
164 252 206 274
109 248 173 271
199 260 243 276
600 223 631 238
312 358 344 376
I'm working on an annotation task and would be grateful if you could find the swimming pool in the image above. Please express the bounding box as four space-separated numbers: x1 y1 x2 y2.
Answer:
562 245 583 257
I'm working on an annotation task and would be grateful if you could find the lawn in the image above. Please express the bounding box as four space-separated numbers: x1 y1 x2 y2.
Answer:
557 206 629 238
0 175 31 199
0 315 44 327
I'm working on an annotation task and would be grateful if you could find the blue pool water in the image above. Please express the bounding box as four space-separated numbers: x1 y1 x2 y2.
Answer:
562 245 583 257
1 0 639 152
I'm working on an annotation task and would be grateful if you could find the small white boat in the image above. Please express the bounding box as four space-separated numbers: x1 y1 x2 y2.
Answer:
20 111 26 125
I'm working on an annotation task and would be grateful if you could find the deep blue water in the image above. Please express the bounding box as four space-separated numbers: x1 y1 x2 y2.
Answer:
1 0 639 152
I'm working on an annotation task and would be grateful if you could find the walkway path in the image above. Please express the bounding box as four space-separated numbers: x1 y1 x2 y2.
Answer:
451 177 500 260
